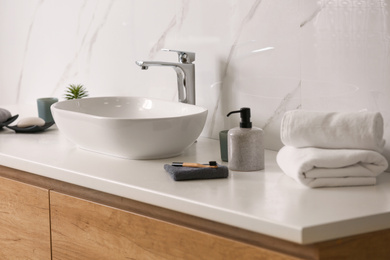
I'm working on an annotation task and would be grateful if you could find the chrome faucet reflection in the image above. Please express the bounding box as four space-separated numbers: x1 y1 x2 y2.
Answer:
136 49 196 105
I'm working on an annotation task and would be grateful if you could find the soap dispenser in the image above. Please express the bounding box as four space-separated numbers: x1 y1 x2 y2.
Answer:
227 107 264 171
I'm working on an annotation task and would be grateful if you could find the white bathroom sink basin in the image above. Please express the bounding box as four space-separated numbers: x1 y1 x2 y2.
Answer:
51 96 208 159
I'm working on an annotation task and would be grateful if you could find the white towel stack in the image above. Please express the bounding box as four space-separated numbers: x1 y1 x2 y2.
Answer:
277 110 388 188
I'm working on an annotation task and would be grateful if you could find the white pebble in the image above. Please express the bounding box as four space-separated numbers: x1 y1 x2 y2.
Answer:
17 117 45 128
0 108 11 123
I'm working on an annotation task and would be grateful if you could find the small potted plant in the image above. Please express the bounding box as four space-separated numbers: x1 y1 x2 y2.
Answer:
65 84 89 100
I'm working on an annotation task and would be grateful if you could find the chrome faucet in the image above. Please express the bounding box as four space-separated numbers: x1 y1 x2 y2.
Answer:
136 49 196 105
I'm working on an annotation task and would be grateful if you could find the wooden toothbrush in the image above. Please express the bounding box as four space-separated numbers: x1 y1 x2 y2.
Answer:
172 161 218 168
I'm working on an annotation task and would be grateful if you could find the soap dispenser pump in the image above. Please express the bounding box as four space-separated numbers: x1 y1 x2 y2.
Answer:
227 108 264 171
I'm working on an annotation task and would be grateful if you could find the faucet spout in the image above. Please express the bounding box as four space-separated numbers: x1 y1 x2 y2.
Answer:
135 61 149 70
135 50 196 105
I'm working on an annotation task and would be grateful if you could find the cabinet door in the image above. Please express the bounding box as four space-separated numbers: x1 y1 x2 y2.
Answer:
0 176 51 260
50 191 297 260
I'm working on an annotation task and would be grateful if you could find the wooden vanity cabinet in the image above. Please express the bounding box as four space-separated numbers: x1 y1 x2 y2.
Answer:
0 176 51 260
49 191 295 260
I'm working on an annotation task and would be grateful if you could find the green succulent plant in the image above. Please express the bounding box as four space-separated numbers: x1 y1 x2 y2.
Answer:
65 84 89 100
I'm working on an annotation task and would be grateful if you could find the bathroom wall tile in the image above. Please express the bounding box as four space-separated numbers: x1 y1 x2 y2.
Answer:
0 0 45 103
217 0 302 150
300 0 390 111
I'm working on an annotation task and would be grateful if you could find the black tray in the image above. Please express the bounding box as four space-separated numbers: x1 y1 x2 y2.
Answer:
0 115 19 129
6 121 55 133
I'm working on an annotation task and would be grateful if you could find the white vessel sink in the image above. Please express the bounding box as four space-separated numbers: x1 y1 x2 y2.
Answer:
51 96 208 159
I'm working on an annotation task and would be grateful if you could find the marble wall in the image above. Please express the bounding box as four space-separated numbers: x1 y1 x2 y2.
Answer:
1 0 390 157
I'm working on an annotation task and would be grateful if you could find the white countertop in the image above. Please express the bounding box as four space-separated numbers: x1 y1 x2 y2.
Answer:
1 114 390 244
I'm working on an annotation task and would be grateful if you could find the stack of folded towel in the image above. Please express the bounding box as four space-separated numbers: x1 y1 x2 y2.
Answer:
276 110 388 188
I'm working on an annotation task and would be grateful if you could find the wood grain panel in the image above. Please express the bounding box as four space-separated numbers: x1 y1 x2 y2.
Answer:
316 228 390 260
50 191 300 260
0 176 51 260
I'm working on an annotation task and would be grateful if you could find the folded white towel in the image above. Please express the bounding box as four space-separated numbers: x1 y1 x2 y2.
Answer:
276 146 388 188
281 110 385 152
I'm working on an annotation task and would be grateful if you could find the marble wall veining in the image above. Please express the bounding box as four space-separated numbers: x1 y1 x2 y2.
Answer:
0 0 390 159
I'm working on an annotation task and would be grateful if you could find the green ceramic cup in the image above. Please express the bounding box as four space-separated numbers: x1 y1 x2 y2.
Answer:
37 97 58 123
219 130 229 162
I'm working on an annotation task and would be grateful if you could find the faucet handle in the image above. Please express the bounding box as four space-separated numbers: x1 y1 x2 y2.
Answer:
161 49 195 64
